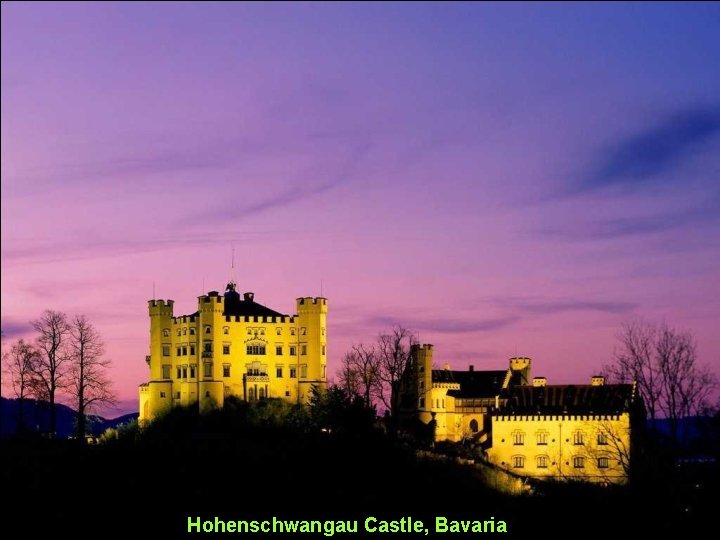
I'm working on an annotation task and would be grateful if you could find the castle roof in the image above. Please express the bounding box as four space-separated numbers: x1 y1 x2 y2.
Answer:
501 384 635 414
434 369 508 398
223 299 286 318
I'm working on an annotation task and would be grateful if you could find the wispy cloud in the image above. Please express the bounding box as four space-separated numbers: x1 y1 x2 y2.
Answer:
0 319 33 340
366 315 522 334
480 296 637 316
583 106 720 191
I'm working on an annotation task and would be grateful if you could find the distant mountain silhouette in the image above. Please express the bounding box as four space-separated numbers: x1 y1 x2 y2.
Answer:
0 397 138 438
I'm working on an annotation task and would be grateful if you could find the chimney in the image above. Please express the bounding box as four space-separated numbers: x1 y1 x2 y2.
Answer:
469 365 474 372
591 376 605 386
444 363 450 371
243 292 255 302
533 377 547 387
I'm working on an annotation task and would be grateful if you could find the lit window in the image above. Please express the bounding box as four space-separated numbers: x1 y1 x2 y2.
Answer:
512 456 525 468
537 432 548 445
276 345 283 355
598 457 609 469
162 346 170 357
204 363 212 377
573 456 585 469
290 367 297 378
223 364 230 377
597 433 608 445
276 366 283 378
301 345 307 356
289 346 296 356
300 364 307 378
573 432 585 445
512 432 525 445
223 345 230 355
537 456 548 469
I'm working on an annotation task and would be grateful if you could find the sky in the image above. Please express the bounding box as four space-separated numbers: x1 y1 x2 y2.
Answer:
2 2 719 416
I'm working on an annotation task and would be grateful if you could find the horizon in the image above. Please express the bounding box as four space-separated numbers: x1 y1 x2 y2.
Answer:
2 3 719 416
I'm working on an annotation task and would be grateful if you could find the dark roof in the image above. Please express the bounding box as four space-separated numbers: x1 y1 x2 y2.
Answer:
501 384 635 414
223 299 286 318
433 369 508 398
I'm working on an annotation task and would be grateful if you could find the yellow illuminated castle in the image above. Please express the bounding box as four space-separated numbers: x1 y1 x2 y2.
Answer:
139 283 327 423
398 344 641 484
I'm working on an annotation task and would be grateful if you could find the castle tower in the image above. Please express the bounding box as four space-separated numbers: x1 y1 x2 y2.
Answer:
140 299 175 422
294 297 328 403
508 357 531 386
412 344 434 424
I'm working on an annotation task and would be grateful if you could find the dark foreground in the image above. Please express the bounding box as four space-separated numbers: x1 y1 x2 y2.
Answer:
2 406 717 539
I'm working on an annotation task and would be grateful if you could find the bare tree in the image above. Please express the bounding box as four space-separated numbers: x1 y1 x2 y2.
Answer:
376 326 418 429
2 339 40 432
68 315 115 439
30 310 71 436
605 320 717 438
337 343 378 409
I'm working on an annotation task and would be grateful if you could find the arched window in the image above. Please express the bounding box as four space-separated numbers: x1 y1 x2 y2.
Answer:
162 329 170 337
259 387 265 399
536 455 549 469
248 387 256 401
469 419 479 433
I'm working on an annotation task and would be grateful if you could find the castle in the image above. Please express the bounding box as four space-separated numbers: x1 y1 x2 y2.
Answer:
397 344 641 484
139 282 327 423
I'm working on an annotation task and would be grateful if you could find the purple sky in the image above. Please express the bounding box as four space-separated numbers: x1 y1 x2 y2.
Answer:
2 3 719 416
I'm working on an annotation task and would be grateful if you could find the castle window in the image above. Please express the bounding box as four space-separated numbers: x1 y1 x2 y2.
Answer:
276 366 283 378
205 325 211 334
259 387 265 399
203 363 212 377
285 391 290 397
597 432 608 445
190 365 196 378
162 329 170 337
176 367 181 379
537 431 548 445
182 366 188 379
322 345 326 356
321 364 326 379
301 345 307 356
177 329 181 337
189 328 196 336
442 399 445 408
162 345 170 357
321 327 325 336
175 392 180 399
182 346 187 356
204 343 212 353
205 391 210 397
223 364 231 377
419 398 425 408
276 328 282 336
260 329 265 336
512 456 525 469
276 345 283 356
162 365 171 379
223 326 229 335
469 419 479 433
300 364 307 378
183 328 187 335
290 367 297 378
290 328 296 336
160 392 166 398
247 329 252 335
289 346 296 356
301 327 307 336
573 456 585 469
512 432 525 445
223 345 230 355
573 431 585 445
248 387 256 401
537 456 549 469
419 380 424 390
176 347 182 356
190 346 196 356
246 344 266 355
597 457 609 469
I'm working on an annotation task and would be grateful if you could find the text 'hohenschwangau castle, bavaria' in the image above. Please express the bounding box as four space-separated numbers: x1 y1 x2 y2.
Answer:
140 282 642 484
